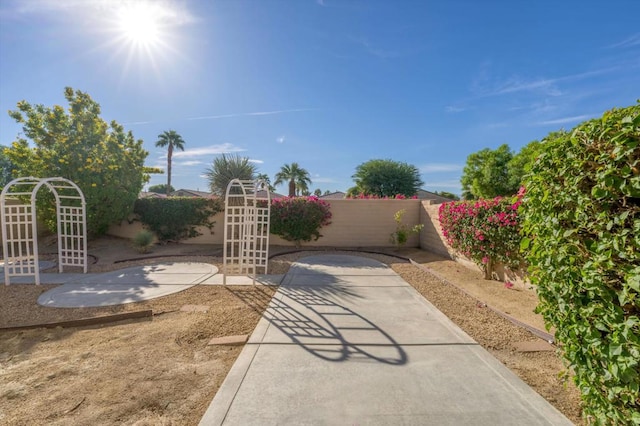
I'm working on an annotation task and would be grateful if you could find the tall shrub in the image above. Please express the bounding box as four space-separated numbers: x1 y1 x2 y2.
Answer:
134 197 223 242
521 104 640 424
439 194 523 279
270 196 332 247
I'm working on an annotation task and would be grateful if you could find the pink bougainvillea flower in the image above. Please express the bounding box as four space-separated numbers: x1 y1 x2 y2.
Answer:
504 281 514 289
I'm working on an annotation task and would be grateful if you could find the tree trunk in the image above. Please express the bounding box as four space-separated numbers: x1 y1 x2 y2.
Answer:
167 145 173 196
289 179 296 197
484 257 493 280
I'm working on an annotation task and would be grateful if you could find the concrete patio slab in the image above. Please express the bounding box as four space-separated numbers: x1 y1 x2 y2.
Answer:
36 262 217 308
200 254 572 426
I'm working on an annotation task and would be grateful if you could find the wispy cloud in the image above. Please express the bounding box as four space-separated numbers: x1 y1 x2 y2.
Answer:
607 33 640 49
249 159 264 164
187 109 315 121
277 135 285 144
445 106 465 113
420 163 462 173
312 177 338 184
172 143 245 158
350 36 404 59
8 0 196 25
535 114 594 126
175 160 203 166
471 65 618 98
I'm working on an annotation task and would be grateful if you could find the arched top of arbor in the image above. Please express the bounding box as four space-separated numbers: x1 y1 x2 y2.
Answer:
1 176 86 207
1 177 87 285
225 179 271 206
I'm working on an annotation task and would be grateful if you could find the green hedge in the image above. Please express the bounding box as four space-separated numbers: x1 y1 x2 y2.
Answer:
134 197 223 242
521 104 640 424
270 196 332 247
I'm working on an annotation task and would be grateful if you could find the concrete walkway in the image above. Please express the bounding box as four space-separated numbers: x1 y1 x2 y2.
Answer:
200 254 572 426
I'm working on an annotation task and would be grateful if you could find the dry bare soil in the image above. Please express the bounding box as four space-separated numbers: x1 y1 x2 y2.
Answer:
0 237 582 425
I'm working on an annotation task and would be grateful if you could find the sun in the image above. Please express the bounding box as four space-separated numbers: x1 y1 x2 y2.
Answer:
117 3 162 47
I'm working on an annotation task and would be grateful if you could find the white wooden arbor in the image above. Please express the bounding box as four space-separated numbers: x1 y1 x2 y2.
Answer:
1 177 88 285
223 179 271 285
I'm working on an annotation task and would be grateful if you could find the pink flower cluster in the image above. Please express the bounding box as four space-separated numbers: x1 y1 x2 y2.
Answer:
438 190 524 272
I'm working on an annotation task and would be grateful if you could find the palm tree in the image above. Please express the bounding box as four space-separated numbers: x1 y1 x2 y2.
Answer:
204 154 257 198
155 130 186 195
256 173 276 192
274 163 312 197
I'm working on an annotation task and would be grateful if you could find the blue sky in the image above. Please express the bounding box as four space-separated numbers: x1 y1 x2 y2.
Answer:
1 0 638 196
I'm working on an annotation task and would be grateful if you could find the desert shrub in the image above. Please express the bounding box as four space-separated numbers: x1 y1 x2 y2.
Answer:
521 103 640 424
132 229 154 253
270 196 332 247
134 197 223 242
439 193 523 279
390 209 423 247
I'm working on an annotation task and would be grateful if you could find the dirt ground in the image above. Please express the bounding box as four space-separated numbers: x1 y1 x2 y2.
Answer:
0 237 583 425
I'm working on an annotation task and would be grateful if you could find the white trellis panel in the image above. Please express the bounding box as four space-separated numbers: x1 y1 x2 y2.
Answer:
2 202 39 284
1 177 87 285
223 179 271 285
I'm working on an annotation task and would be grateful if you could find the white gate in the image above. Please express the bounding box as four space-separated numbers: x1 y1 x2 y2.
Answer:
223 179 270 285
1 177 88 285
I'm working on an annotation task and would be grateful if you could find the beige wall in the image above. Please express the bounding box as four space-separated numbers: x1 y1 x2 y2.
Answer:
419 201 454 259
108 199 423 248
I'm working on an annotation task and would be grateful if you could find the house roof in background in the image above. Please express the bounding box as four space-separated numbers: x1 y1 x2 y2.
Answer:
139 191 166 199
169 189 214 198
416 189 455 203
319 191 346 199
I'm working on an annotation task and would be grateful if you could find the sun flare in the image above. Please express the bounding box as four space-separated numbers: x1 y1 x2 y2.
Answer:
117 3 162 47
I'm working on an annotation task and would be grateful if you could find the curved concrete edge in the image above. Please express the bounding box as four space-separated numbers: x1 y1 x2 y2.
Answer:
36 262 218 308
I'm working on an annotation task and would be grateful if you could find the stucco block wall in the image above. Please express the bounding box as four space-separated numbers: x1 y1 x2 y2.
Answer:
419 201 452 258
271 199 422 247
107 199 423 248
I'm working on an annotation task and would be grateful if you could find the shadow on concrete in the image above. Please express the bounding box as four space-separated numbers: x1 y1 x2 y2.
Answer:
262 266 407 365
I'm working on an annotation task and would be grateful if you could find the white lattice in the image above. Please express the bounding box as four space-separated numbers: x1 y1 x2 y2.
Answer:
1 177 87 285
223 179 271 285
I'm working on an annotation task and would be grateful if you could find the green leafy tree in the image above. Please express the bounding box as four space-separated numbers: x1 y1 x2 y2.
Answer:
274 162 312 197
461 144 515 199
313 188 322 197
204 154 257 198
351 159 423 197
5 87 150 236
521 104 640 423
506 139 545 191
148 183 175 194
0 145 16 188
155 130 185 196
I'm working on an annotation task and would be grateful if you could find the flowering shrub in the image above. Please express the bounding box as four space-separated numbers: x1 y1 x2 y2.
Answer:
270 196 332 247
346 194 418 199
438 190 524 279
